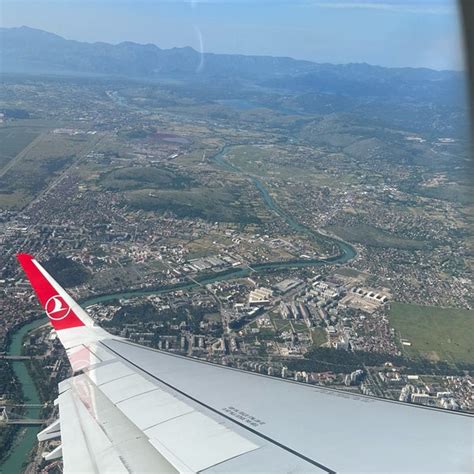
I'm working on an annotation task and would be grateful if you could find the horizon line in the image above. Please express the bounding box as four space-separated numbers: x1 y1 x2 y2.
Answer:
1 24 465 73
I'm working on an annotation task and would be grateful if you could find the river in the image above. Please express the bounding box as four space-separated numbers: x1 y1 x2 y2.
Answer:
1 318 47 474
1 146 355 472
211 145 356 263
0 255 352 473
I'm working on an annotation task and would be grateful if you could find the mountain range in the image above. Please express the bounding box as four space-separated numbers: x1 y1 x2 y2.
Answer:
0 26 466 105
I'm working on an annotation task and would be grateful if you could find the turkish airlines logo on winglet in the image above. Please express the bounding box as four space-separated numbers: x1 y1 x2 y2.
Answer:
45 295 71 321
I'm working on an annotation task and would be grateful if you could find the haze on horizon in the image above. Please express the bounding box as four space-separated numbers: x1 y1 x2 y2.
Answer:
0 0 466 71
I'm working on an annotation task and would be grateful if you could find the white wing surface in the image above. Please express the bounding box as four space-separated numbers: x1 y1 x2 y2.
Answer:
18 254 473 473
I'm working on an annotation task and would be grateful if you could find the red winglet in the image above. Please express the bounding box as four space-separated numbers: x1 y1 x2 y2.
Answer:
17 253 85 330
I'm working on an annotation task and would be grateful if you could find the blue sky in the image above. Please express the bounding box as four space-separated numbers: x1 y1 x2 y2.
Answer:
1 0 465 70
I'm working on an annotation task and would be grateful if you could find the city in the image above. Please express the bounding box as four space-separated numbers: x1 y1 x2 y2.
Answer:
0 24 473 472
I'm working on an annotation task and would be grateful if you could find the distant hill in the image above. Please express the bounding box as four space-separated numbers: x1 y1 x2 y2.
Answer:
0 26 316 78
0 26 466 104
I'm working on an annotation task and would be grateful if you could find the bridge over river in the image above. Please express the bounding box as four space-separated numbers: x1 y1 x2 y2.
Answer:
0 406 47 426
0 145 357 472
0 355 44 360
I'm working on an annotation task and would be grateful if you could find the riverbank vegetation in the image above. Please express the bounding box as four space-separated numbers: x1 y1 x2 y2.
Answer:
0 361 22 464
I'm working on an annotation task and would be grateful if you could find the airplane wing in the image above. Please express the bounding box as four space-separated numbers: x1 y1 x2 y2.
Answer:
17 253 473 473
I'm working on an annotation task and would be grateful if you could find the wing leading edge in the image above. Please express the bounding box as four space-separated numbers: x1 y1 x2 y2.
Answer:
18 254 474 473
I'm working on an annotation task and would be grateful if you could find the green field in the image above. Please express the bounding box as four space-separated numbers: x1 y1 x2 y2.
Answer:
416 183 472 206
389 302 474 364
101 166 192 191
0 125 41 169
185 234 234 259
311 328 327 347
327 224 432 250
223 145 310 180
126 184 262 224
269 316 292 332
0 130 97 210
